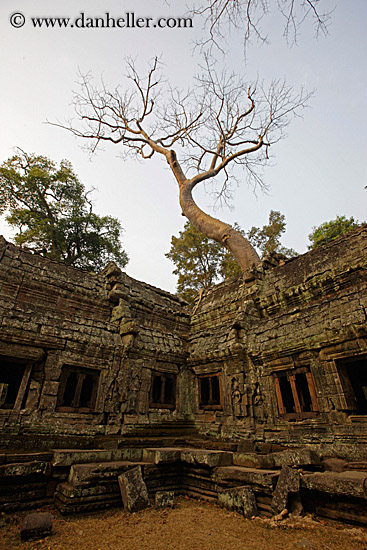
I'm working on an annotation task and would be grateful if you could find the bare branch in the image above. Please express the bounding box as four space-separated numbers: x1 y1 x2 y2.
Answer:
52 57 311 272
190 0 333 51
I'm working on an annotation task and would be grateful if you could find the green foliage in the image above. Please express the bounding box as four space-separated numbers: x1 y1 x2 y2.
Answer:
166 212 295 304
308 216 363 249
0 149 128 272
165 221 229 304
247 210 298 258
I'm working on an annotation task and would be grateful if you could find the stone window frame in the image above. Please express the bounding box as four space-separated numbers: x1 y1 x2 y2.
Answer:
56 365 100 413
149 372 177 410
0 357 33 412
333 354 367 415
273 365 319 421
198 372 223 410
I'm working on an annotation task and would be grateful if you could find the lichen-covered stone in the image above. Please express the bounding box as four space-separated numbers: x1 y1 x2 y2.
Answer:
218 486 258 517
271 450 321 469
155 490 174 509
118 466 150 512
272 466 301 513
301 470 367 499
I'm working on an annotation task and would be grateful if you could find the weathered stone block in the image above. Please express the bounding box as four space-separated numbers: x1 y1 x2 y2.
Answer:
233 452 275 470
213 466 279 491
180 449 232 468
272 465 300 513
155 490 175 509
68 461 141 485
20 512 53 541
218 486 258 517
0 461 51 478
271 449 321 469
52 449 113 467
143 448 181 465
301 470 367 499
118 466 150 512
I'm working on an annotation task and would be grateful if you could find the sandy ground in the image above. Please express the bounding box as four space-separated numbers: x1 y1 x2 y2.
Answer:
1 497 367 550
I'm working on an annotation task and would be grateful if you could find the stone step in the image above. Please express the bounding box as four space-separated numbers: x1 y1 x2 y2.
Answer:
52 448 143 467
213 466 279 492
1 452 53 465
301 470 367 499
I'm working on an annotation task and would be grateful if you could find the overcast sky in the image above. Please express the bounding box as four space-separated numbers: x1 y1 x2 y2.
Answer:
0 0 366 293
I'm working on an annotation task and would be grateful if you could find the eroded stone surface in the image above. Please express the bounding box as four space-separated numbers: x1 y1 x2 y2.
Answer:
271 450 321 469
218 486 258 517
155 490 174 509
272 466 300 513
118 466 150 512
301 470 367 499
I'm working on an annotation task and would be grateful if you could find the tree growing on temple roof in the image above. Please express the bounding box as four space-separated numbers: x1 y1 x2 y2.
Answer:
0 149 128 272
55 57 310 273
166 211 296 304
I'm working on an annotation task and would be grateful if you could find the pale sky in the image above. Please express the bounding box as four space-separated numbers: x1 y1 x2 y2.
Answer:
0 0 366 293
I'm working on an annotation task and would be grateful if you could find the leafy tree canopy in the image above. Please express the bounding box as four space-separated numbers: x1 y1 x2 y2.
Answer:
308 215 364 249
167 210 296 304
0 149 128 272
247 210 298 258
165 221 231 304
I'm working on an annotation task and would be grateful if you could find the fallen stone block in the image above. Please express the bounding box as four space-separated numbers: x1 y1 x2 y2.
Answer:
233 452 275 470
271 449 321 469
20 512 53 541
155 491 175 509
68 460 147 485
118 466 150 512
213 466 279 491
180 449 232 468
52 448 143 467
272 465 300 513
301 470 367 499
218 486 258 518
52 449 113 467
143 448 182 465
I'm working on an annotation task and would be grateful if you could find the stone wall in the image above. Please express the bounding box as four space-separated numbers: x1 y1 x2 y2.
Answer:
189 225 367 458
0 225 366 459
0 237 189 445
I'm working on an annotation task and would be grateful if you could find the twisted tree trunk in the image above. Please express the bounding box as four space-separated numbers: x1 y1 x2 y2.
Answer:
165 150 260 272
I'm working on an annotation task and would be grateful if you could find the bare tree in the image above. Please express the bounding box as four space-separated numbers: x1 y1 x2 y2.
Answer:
54 58 310 272
190 0 332 50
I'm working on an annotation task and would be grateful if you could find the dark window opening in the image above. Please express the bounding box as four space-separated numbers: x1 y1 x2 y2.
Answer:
278 374 295 413
0 360 31 410
295 372 313 413
61 371 78 407
273 366 319 421
56 366 99 413
198 373 222 410
149 373 176 409
337 357 367 414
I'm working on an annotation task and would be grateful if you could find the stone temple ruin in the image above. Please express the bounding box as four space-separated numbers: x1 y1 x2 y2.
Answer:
0 225 366 524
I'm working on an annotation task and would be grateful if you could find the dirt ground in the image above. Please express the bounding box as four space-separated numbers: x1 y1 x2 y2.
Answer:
1 497 367 550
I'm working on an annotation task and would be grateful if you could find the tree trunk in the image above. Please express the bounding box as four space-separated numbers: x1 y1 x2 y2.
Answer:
163 148 260 272
179 179 260 272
